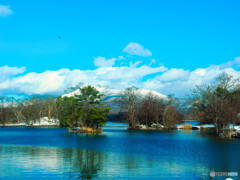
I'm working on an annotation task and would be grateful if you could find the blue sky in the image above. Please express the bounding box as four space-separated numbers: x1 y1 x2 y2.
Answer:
1 0 240 98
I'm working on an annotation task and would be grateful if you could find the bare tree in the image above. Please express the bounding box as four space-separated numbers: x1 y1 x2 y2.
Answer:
5 97 15 124
152 98 165 127
114 86 141 127
188 72 240 135
33 96 45 123
142 91 156 127
12 99 25 123
43 95 56 121
162 94 179 129
0 97 7 125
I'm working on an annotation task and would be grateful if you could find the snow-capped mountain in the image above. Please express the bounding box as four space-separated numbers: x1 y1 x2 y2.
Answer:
61 83 169 113
61 83 191 113
62 83 167 100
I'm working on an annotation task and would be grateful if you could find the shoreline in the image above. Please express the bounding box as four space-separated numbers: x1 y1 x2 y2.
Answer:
0 117 60 127
0 125 60 127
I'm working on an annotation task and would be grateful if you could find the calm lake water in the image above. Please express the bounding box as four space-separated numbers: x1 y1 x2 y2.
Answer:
0 122 239 180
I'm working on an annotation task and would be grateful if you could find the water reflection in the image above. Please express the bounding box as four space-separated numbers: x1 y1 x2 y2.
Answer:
1 124 240 179
1 144 239 180
65 149 104 179
0 145 105 179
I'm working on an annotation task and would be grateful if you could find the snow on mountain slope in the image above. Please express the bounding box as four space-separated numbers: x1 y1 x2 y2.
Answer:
136 89 167 99
62 83 167 100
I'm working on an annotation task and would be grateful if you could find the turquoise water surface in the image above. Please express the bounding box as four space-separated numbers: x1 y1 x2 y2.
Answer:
0 122 239 180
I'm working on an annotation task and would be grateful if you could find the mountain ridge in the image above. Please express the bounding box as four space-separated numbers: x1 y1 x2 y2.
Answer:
61 84 188 114
62 83 168 100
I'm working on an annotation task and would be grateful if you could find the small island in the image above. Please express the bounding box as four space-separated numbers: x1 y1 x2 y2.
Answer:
1 73 240 138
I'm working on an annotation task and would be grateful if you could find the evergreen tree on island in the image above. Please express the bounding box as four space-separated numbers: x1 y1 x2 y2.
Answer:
57 84 110 129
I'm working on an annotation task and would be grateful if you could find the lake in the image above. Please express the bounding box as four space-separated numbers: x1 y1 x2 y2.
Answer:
0 121 239 180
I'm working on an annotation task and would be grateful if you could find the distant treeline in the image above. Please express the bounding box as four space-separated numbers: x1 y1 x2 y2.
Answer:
0 85 183 129
0 95 58 125
2 72 239 137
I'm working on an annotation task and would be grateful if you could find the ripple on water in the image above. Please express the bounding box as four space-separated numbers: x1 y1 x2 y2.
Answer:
0 124 239 180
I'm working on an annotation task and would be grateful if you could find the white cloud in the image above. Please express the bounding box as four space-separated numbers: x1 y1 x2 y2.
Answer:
0 69 67 95
130 61 142 68
1 57 240 98
0 65 26 81
96 65 168 81
235 57 240 63
0 65 25 76
142 64 240 97
219 56 240 69
0 65 168 96
0 5 13 17
123 42 152 57
149 59 156 66
156 68 190 82
93 57 117 67
117 56 125 60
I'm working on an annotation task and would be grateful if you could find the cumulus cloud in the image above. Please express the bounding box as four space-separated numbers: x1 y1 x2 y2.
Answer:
235 57 240 63
1 57 240 98
142 64 240 97
156 68 190 82
123 42 152 57
0 65 26 81
93 57 117 67
0 5 13 17
0 65 26 76
0 70 67 95
219 56 240 69
0 65 168 96
96 65 168 81
130 61 142 68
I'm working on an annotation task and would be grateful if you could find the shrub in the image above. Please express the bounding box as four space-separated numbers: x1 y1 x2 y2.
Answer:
183 123 192 130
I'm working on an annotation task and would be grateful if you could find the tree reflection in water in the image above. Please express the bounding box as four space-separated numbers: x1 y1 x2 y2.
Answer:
0 145 104 179
64 148 104 179
0 140 240 180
